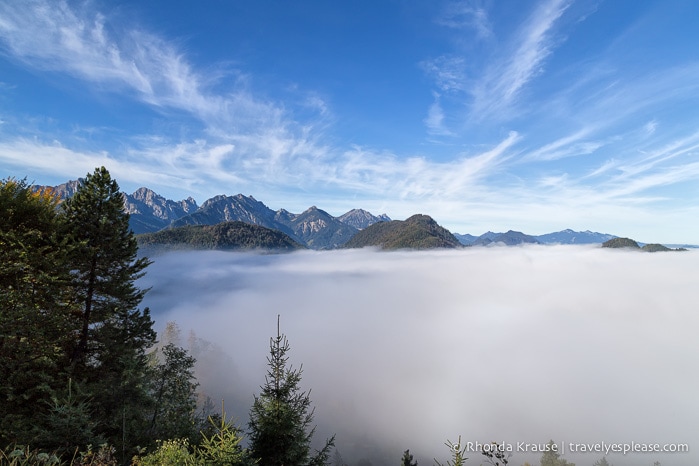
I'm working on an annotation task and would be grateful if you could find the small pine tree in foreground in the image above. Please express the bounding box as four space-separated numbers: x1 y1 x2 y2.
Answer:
248 316 335 466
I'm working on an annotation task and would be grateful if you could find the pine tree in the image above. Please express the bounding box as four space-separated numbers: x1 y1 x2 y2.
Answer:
401 449 417 466
248 316 335 466
60 167 156 458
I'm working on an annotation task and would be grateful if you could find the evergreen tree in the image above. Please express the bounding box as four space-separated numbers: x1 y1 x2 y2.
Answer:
435 437 467 466
60 167 156 458
0 178 75 445
401 449 417 466
248 317 335 466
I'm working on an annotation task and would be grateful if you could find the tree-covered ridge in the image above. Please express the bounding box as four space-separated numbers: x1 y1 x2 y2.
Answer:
602 237 686 252
343 214 462 250
136 221 305 252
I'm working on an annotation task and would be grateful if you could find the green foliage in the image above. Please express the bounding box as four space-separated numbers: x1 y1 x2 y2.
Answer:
137 221 305 252
401 449 417 466
601 237 640 249
196 410 252 465
59 167 157 459
148 339 200 442
133 439 195 466
344 214 461 250
0 178 76 445
248 318 335 466
0 444 61 465
134 410 252 466
592 458 611 466
35 380 101 458
60 166 153 366
434 437 467 466
72 444 118 466
641 243 671 252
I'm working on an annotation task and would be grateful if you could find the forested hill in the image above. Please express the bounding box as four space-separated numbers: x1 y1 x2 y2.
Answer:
343 214 462 250
137 221 305 252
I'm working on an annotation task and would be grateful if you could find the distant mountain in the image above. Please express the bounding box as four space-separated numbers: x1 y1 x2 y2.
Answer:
453 233 478 245
170 195 358 249
337 209 391 229
50 179 82 199
137 221 304 252
171 193 281 230
344 214 461 250
602 237 640 249
472 230 540 246
40 178 691 251
285 206 358 249
601 238 687 252
535 229 616 244
455 229 618 246
124 188 198 234
642 243 672 252
35 181 199 234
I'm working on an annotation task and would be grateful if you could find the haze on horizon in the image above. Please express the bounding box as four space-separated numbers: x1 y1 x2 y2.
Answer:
139 246 699 466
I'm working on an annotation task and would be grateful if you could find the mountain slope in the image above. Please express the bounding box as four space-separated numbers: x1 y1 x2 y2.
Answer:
602 237 640 249
472 230 540 246
284 206 358 249
136 221 304 252
343 214 461 250
535 229 616 244
337 209 391 229
124 187 198 234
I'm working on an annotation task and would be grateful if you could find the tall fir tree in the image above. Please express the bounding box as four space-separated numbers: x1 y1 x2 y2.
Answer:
248 316 335 466
60 167 156 458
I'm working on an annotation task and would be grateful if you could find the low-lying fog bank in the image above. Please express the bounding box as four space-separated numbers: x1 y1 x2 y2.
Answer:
139 245 699 466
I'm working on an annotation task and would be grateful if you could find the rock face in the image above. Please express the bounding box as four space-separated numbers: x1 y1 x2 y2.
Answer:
124 188 198 234
286 206 358 249
337 208 391 229
343 214 461 250
169 195 360 249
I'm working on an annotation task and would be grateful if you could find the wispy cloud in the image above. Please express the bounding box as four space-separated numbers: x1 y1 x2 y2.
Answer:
0 0 294 136
471 0 572 119
523 128 607 162
437 0 493 39
424 93 455 136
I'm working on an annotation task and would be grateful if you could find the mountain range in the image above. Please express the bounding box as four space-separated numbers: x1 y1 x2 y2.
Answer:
41 179 661 250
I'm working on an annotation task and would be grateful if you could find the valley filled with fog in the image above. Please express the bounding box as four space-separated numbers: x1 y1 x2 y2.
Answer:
139 246 699 466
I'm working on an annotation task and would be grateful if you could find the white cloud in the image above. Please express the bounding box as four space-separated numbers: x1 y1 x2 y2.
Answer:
437 0 493 39
424 93 454 136
471 0 572 119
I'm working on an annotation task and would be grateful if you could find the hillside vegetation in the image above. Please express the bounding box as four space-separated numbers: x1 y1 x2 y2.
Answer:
137 221 305 252
602 237 687 252
343 214 461 250
601 237 641 249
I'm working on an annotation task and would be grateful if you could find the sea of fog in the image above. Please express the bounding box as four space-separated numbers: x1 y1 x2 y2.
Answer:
138 245 699 466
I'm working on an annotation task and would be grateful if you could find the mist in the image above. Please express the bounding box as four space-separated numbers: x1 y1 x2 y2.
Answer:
139 246 699 466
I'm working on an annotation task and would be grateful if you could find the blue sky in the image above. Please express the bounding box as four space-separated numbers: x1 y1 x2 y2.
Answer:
1 0 699 242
